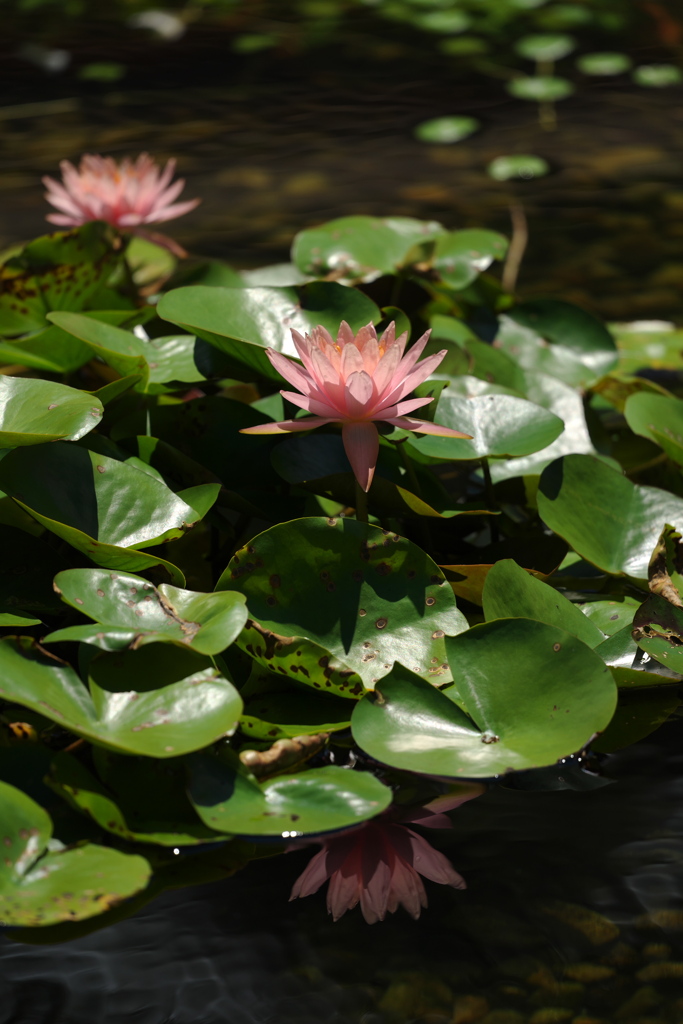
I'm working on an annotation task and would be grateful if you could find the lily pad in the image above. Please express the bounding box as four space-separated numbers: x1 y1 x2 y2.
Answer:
157 282 381 382
291 215 445 283
0 443 217 584
351 620 617 778
404 392 563 462
633 64 682 87
0 375 103 447
577 52 631 76
496 300 618 388
0 223 122 337
515 33 576 62
482 559 605 648
632 595 683 674
0 638 243 758
187 752 393 837
414 116 480 144
432 230 509 290
624 392 683 467
538 455 683 579
217 517 467 691
47 752 223 847
48 311 207 394
0 780 150 927
487 155 550 181
507 76 575 101
45 568 248 655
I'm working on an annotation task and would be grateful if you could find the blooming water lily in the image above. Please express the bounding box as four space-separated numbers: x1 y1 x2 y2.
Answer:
43 152 199 255
241 321 472 491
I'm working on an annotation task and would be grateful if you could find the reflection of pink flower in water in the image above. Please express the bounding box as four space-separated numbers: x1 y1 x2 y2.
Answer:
290 785 483 924
43 153 199 256
240 321 471 492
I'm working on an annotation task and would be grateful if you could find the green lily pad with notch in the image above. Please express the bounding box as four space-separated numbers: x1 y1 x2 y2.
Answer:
0 779 150 927
187 751 392 837
538 454 683 579
48 311 211 394
624 392 683 467
217 517 467 691
0 375 103 447
0 638 243 757
507 76 575 101
45 568 248 655
47 751 223 847
482 559 605 648
351 620 617 778
404 391 563 462
0 223 122 337
0 443 215 584
291 215 445 283
497 300 618 388
580 597 641 636
632 594 683 674
432 230 509 290
157 282 381 383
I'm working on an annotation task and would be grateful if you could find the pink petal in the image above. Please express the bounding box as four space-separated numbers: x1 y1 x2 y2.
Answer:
143 197 201 224
280 390 340 418
371 343 403 396
267 349 315 393
340 342 364 379
387 417 472 438
375 396 434 419
240 416 334 435
404 828 467 889
46 213 81 226
344 371 374 417
289 847 330 900
342 421 379 492
132 228 189 257
337 321 356 346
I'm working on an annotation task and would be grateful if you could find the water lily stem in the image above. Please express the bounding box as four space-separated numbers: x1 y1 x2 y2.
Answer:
481 457 499 543
355 480 369 524
502 203 528 294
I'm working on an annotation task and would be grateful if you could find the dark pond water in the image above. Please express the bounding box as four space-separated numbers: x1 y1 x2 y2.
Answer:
2 55 683 323
3 720 683 1023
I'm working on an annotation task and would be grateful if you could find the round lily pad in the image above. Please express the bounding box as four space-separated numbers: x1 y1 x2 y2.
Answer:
414 116 480 144
351 619 617 778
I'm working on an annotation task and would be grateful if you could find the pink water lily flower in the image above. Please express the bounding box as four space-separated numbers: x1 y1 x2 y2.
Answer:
240 321 471 491
290 785 483 924
43 153 199 256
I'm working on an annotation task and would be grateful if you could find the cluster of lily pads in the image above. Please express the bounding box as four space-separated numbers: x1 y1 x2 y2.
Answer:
0 208 682 938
